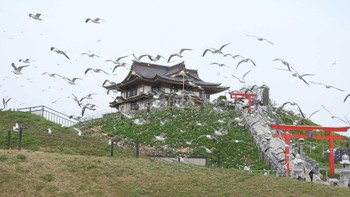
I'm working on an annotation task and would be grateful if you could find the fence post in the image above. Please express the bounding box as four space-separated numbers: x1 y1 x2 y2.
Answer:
7 130 11 149
18 127 23 150
136 138 140 159
110 141 114 157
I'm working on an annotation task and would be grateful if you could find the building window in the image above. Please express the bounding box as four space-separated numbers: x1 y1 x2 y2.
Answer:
131 102 139 110
199 92 210 99
152 86 160 92
126 88 137 98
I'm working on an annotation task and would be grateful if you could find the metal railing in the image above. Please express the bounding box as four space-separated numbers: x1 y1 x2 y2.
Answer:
16 105 78 127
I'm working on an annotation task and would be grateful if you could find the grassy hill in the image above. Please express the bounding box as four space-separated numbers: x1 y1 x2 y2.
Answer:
1 106 350 196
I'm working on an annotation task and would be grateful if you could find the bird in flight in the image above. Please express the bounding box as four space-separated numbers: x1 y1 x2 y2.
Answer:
50 47 70 60
29 13 43 20
132 54 150 61
2 97 11 110
246 35 274 45
202 43 230 57
105 55 128 64
167 48 192 63
112 63 129 72
231 70 251 84
146 54 166 62
11 63 30 75
85 68 109 75
42 72 62 78
19 58 34 63
210 62 230 68
322 105 348 123
81 53 100 58
344 93 350 103
62 77 82 85
223 53 244 59
85 17 105 24
236 58 256 70
273 58 291 71
310 81 344 92
290 67 314 85
79 93 96 102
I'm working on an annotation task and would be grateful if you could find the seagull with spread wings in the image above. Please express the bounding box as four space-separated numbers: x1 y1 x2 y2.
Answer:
85 17 105 23
344 94 350 103
273 58 291 71
246 34 274 45
19 58 34 63
167 48 192 63
42 72 62 78
85 68 109 75
310 81 344 92
50 47 70 60
105 55 128 64
81 53 100 58
322 105 348 123
210 62 230 68
290 67 314 85
202 43 230 57
63 77 82 85
236 58 256 70
11 63 30 75
29 13 43 20
231 70 251 83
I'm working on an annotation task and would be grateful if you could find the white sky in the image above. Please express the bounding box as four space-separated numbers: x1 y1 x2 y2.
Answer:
1 0 350 136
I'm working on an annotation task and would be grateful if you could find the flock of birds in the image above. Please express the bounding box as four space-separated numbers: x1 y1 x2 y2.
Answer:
1 10 349 133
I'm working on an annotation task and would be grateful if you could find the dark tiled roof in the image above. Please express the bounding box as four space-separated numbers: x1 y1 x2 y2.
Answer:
118 61 225 88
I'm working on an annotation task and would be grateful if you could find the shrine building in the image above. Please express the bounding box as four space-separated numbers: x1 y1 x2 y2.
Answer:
104 61 229 112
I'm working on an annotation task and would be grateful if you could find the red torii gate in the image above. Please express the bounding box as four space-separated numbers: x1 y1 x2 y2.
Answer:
271 124 349 177
231 93 256 113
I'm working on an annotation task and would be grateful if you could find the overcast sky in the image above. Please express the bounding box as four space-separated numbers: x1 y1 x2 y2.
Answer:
1 0 350 136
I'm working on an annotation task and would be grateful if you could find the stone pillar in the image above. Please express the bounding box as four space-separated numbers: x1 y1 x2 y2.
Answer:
292 154 304 180
338 154 350 187
262 87 269 106
299 138 305 158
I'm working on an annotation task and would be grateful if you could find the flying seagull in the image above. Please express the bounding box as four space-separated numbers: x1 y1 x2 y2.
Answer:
81 53 100 58
344 94 350 103
146 54 166 62
63 77 82 85
42 72 62 78
202 43 230 57
50 47 70 60
80 93 96 102
11 63 30 75
132 54 150 61
112 63 129 72
273 58 291 71
236 58 256 70
105 55 128 64
19 58 34 63
85 68 109 75
223 53 244 59
310 81 344 92
85 17 105 23
167 48 192 63
246 35 274 45
322 105 348 123
231 70 251 83
210 62 230 68
2 97 11 110
291 67 314 85
29 13 43 20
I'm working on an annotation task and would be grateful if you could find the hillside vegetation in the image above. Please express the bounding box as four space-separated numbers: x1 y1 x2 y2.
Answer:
1 105 350 196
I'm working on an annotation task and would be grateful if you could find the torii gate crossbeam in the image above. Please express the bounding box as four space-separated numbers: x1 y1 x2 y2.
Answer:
271 124 349 177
